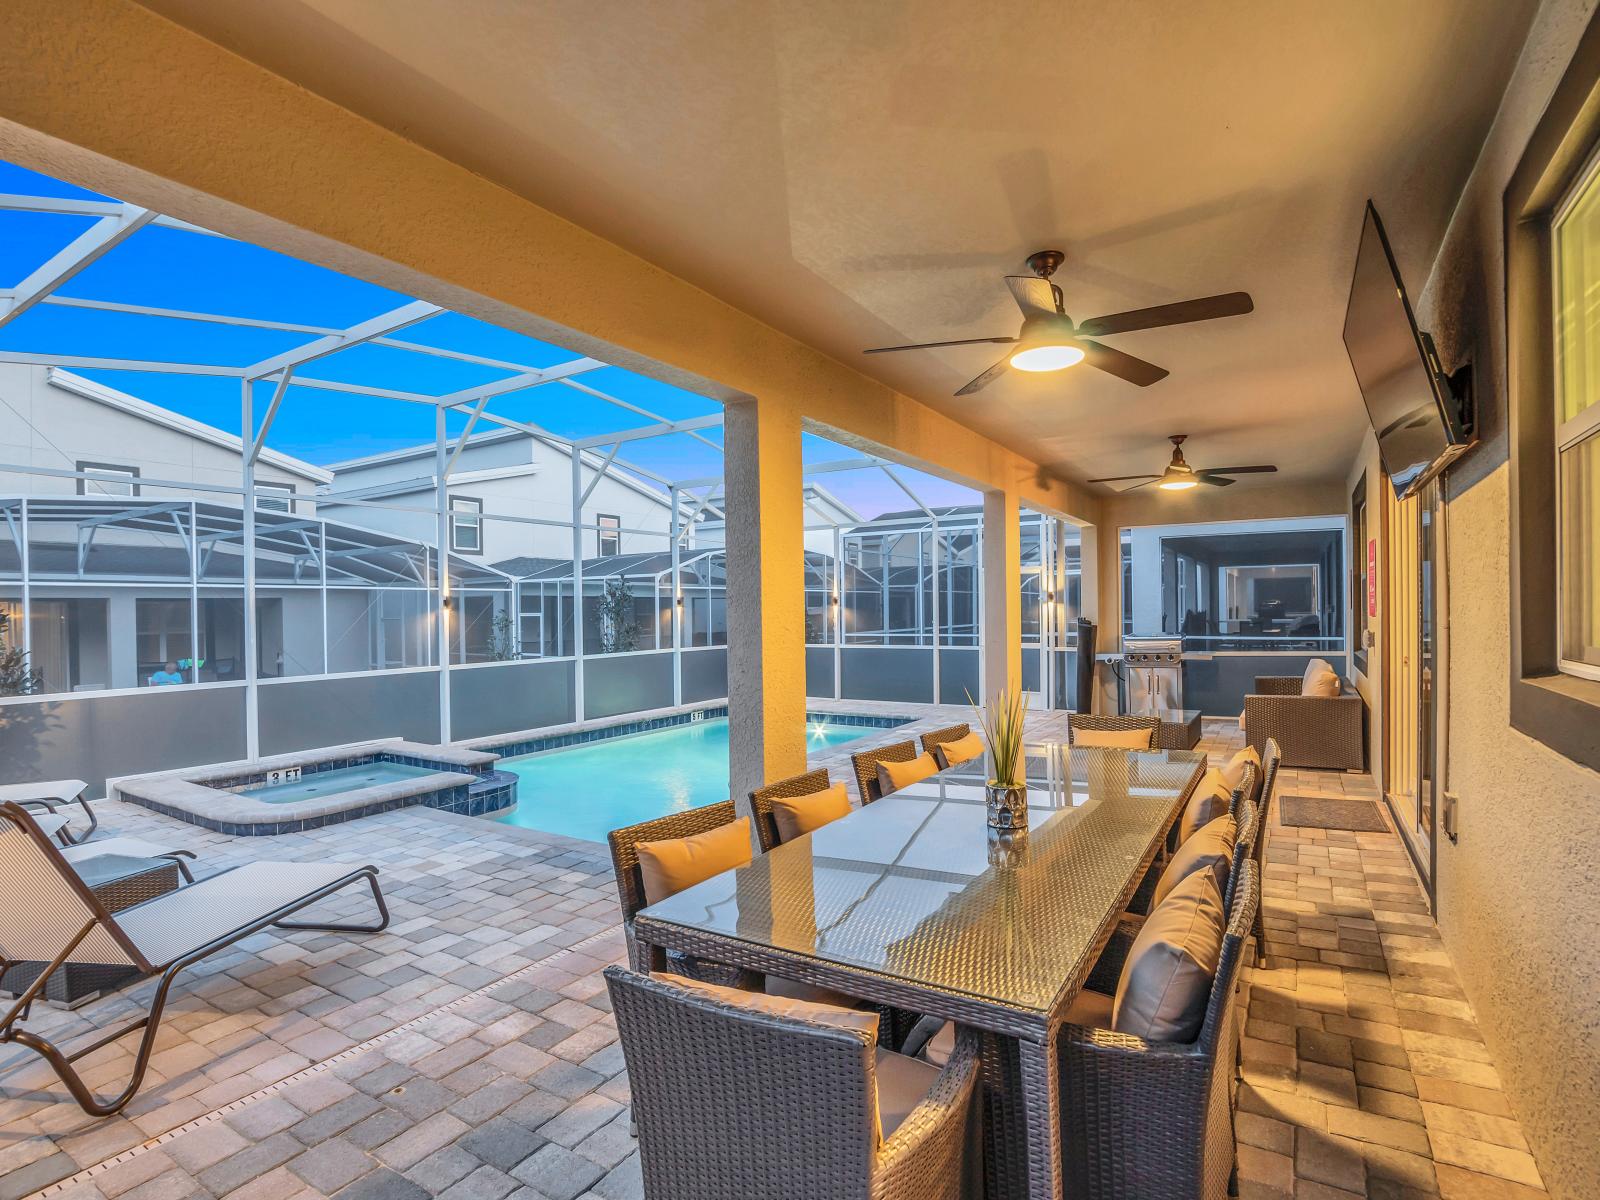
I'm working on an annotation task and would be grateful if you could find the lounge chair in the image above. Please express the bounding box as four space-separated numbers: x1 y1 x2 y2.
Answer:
0 779 97 844
0 802 388 1115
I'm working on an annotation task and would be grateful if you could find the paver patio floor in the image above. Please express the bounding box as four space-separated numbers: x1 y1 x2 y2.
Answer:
0 706 1548 1198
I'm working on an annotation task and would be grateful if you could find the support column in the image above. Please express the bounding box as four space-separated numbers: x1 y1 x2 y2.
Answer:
723 399 806 807
241 380 259 760
980 488 1021 701
434 408 452 742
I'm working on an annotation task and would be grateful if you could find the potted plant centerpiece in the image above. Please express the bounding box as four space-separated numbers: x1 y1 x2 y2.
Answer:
973 686 1029 831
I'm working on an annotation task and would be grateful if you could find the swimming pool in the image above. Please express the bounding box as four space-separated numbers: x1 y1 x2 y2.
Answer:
496 717 873 842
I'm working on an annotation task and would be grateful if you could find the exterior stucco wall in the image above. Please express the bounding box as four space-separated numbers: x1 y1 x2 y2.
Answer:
1392 2 1600 1194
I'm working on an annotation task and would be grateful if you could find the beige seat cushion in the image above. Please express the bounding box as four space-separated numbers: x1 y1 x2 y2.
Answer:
636 817 752 905
1074 726 1155 749
1218 745 1260 791
771 782 852 842
654 972 892 1141
1301 658 1341 698
932 731 984 769
1112 870 1226 1043
875 1047 940 1140
1179 768 1233 843
1154 812 1236 907
878 752 939 795
765 974 860 1009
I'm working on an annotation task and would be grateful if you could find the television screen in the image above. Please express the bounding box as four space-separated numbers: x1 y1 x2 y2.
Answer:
1342 202 1465 498
1254 577 1314 615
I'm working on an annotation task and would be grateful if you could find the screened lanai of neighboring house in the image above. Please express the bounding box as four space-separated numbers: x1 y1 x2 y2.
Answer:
0 159 1093 790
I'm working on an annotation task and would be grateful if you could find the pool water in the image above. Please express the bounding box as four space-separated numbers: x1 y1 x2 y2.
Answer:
241 761 440 803
496 717 871 843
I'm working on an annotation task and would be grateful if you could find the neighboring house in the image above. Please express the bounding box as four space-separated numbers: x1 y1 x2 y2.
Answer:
0 365 345 693
320 429 674 566
0 366 329 508
694 482 861 556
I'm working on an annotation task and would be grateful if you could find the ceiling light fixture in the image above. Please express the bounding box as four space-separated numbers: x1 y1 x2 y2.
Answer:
1007 314 1086 373
1157 473 1198 491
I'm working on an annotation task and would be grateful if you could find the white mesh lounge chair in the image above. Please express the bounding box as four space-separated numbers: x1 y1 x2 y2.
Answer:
0 780 97 844
0 802 389 1115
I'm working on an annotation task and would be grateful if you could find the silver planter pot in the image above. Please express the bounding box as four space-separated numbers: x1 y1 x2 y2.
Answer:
984 781 1029 832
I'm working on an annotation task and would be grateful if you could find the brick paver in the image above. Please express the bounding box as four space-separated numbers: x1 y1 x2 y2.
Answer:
0 704 1548 1199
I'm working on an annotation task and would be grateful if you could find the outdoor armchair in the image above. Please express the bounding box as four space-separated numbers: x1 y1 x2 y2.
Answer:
1064 860 1260 1200
0 802 388 1116
1243 675 1364 770
606 965 981 1200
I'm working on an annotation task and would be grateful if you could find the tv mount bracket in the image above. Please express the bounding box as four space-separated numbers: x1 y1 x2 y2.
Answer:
1420 331 1476 437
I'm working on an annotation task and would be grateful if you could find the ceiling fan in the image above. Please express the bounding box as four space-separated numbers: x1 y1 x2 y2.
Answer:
1089 435 1278 492
863 250 1253 396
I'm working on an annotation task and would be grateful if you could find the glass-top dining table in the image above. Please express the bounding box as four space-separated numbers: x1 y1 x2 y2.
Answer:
632 740 1208 1200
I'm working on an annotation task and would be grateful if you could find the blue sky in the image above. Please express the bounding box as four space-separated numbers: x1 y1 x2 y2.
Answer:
0 159 974 519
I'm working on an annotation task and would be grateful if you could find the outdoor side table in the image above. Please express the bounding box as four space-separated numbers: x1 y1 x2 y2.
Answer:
0 854 183 1007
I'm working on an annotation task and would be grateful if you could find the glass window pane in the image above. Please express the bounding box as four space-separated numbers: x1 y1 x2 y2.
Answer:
1556 160 1600 426
1560 428 1600 673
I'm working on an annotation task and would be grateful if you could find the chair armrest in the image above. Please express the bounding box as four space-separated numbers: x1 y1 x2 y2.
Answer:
1252 676 1301 696
874 1025 981 1200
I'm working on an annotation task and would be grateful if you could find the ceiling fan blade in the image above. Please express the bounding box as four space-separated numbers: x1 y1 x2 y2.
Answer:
955 356 1012 396
864 335 1017 354
1078 339 1169 386
1006 275 1058 317
1076 291 1254 337
1087 473 1160 484
1198 465 1278 476
1198 474 1236 486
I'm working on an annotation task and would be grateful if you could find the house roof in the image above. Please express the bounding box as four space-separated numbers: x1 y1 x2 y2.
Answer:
324 429 671 510
45 369 334 484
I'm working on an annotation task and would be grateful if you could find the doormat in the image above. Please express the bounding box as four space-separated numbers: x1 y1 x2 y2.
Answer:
1279 796 1388 832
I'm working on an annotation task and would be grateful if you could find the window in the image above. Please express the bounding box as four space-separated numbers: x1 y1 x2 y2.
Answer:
1504 19 1600 772
254 481 295 513
597 513 621 557
449 496 483 554
1554 157 1600 680
76 461 139 497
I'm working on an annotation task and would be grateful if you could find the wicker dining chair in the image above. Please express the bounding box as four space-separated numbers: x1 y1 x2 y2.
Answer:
850 739 919 804
1068 713 1160 746
606 966 982 1200
748 768 833 853
1065 860 1260 1200
1253 738 1282 967
607 800 755 987
918 723 970 758
1228 761 1260 819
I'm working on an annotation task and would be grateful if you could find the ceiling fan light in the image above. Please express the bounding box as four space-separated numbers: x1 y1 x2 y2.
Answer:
1158 477 1198 491
1009 343 1085 372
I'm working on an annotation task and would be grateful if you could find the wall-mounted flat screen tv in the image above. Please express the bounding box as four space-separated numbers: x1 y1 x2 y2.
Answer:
1342 201 1474 499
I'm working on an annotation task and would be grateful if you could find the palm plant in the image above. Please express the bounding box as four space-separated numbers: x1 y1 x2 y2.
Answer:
970 686 1027 788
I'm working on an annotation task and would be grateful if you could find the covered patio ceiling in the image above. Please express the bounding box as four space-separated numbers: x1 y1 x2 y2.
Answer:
137 0 1539 491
